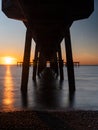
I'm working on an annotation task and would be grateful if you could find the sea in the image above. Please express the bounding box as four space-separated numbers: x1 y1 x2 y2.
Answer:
0 65 98 112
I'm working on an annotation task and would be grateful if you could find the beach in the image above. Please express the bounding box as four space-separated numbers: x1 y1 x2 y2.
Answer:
0 110 98 129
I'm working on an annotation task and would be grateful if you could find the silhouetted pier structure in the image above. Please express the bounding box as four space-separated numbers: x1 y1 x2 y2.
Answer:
17 61 33 66
17 61 80 67
2 0 94 92
64 62 80 67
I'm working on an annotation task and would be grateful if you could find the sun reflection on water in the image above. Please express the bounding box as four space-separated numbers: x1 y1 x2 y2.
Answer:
3 66 15 111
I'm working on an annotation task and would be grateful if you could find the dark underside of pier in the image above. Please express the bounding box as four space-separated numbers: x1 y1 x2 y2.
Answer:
2 0 94 92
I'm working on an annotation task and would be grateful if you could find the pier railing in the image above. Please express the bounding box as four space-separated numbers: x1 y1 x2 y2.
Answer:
17 62 33 66
17 61 79 67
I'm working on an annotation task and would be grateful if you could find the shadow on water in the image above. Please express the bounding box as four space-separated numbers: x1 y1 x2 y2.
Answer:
21 68 75 110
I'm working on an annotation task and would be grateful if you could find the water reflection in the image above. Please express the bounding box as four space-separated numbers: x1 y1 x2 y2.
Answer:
3 66 14 111
21 68 75 110
21 91 28 108
0 66 98 111
68 91 75 108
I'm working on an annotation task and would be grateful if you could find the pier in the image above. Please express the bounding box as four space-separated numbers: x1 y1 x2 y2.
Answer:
17 62 33 66
64 62 80 67
17 61 80 67
2 0 94 92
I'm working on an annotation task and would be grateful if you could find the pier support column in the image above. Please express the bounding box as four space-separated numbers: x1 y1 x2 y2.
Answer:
50 53 58 78
32 45 38 80
58 45 64 80
53 53 59 78
64 28 75 92
37 52 46 76
21 28 32 91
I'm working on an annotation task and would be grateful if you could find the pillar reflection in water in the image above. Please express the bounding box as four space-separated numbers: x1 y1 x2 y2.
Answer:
28 68 75 110
21 91 28 108
3 66 14 111
68 91 75 108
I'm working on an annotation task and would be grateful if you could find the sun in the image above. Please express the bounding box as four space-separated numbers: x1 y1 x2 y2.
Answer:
5 57 12 64
3 57 17 65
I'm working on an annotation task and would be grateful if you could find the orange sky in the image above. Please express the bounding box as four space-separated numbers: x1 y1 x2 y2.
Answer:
0 40 98 65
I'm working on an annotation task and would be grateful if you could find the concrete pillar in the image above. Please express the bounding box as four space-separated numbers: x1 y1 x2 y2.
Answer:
50 52 58 78
32 45 38 80
21 27 32 91
37 52 46 76
58 45 64 80
64 28 75 92
53 53 59 78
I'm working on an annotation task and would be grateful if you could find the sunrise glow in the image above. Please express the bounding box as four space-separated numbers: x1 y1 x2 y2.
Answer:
0 57 17 65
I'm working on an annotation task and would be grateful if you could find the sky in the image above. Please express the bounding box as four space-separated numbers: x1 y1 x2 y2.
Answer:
0 0 98 65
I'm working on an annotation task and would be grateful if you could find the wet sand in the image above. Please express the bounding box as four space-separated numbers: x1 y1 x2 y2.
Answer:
0 110 98 129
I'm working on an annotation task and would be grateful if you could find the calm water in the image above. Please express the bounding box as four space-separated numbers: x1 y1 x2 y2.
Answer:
0 65 98 111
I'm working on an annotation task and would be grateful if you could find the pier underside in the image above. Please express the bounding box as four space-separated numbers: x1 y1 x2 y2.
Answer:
2 0 94 92
21 26 75 92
